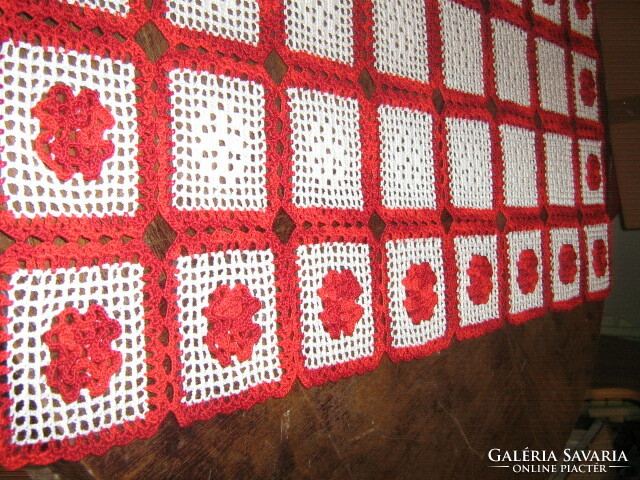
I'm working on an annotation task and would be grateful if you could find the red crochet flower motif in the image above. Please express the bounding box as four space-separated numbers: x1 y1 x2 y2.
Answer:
318 269 364 339
558 244 578 285
542 0 556 5
516 249 540 295
467 255 494 305
575 0 591 19
592 239 608 278
32 84 115 182
43 305 122 404
586 154 602 191
402 262 438 324
203 284 262 367
579 69 596 107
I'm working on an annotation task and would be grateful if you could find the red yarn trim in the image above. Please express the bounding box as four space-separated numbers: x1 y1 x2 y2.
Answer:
0 0 610 469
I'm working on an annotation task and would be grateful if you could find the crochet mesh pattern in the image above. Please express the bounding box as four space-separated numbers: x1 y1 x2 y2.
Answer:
0 0 609 469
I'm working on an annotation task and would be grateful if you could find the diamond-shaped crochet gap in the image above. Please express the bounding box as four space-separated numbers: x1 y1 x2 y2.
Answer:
487 97 498 118
432 88 445 114
440 208 453 233
540 206 549 224
496 211 507 232
533 111 543 130
134 21 168 64
144 214 176 259
358 69 375 99
272 208 296 244
264 50 288 85
0 230 14 254
368 212 386 241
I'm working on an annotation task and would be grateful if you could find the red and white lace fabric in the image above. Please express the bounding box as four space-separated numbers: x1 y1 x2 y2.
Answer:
0 0 610 469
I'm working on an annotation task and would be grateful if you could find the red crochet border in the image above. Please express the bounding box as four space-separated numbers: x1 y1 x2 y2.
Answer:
381 223 454 363
503 219 549 325
163 229 297 426
581 213 612 302
446 220 506 341
0 6 157 242
546 216 585 312
0 239 166 470
288 226 385 388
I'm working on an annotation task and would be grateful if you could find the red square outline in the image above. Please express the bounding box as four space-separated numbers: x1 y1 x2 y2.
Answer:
165 229 297 426
370 88 442 224
446 221 505 341
545 216 584 311
0 19 157 242
280 68 377 226
155 51 281 232
382 223 453 363
0 239 166 470
581 213 612 302
288 226 384 387
502 219 548 325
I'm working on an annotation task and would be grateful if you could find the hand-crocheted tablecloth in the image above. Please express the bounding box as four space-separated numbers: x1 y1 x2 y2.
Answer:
0 0 610 469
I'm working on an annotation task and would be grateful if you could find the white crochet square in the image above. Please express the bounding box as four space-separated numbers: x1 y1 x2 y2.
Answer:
379 105 435 210
0 41 138 218
578 139 604 205
296 242 374 370
507 0 523 5
166 0 260 45
454 234 499 327
284 0 354 64
544 132 575 207
532 0 561 24
440 0 484 95
500 124 538 208
288 88 363 210
5 262 148 445
65 0 129 15
372 0 428 82
506 229 544 315
573 52 599 121
175 248 280 404
584 223 610 293
569 0 594 37
169 69 267 212
385 237 447 348
550 227 581 303
536 38 569 115
446 117 493 209
491 19 530 106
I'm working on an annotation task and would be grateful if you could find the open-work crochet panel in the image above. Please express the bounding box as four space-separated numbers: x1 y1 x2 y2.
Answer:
0 0 610 469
